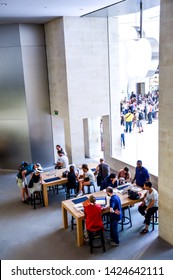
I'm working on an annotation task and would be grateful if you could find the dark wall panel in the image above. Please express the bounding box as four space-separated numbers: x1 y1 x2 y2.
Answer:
0 25 31 169
20 24 54 168
0 24 54 170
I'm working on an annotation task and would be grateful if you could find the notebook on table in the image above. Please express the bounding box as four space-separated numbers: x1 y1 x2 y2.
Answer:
44 177 61 183
72 196 89 212
72 196 88 204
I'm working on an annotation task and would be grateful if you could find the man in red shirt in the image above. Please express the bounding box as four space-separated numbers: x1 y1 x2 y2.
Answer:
84 195 104 232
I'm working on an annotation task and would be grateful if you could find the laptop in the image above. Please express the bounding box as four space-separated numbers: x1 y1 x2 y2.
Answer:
116 183 131 194
95 197 106 206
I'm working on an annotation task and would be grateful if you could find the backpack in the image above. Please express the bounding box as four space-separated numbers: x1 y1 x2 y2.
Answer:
128 189 140 200
138 112 143 120
18 161 29 172
17 161 29 179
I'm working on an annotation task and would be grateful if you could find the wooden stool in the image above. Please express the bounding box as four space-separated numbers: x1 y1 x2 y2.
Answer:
31 190 44 209
88 229 106 254
71 216 85 231
66 188 77 200
119 206 132 231
102 213 110 231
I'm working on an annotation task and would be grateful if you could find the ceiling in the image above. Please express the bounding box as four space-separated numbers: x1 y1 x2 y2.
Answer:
0 0 124 24
0 0 160 25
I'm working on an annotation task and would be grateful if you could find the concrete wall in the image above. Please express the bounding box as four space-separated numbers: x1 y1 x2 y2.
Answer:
158 0 173 245
45 17 110 164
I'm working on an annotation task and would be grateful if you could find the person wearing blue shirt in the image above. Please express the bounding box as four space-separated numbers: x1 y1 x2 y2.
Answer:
100 172 118 191
106 186 122 246
16 162 41 203
132 160 150 188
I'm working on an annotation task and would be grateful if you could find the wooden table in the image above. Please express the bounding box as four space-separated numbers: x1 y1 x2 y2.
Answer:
61 188 145 247
42 162 98 207
42 168 68 207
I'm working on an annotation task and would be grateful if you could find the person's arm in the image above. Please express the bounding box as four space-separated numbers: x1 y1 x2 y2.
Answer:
39 174 43 184
94 165 99 176
140 192 147 205
145 168 150 182
21 169 27 180
126 171 132 182
131 173 136 183
146 199 155 211
110 200 121 215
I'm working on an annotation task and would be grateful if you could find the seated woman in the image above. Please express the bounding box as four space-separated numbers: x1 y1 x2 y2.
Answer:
66 165 79 198
77 164 95 196
28 165 44 195
138 181 158 234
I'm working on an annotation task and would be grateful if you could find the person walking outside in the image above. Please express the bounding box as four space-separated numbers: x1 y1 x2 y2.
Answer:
125 110 134 133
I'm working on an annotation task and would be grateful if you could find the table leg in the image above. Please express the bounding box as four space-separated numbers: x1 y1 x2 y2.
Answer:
76 218 84 246
62 206 68 229
42 185 48 207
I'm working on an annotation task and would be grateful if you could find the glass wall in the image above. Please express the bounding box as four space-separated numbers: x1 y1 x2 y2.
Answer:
84 0 160 176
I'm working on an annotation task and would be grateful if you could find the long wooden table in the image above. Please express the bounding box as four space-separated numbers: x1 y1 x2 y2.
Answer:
61 188 145 247
42 168 68 207
42 162 98 207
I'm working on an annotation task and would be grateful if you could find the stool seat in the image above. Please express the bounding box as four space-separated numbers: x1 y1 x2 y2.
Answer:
84 182 96 194
87 229 106 254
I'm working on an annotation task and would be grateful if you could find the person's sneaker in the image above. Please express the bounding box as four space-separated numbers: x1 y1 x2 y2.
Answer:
110 241 119 246
77 191 83 197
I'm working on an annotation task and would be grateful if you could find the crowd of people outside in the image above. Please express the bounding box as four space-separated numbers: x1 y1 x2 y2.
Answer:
120 90 159 136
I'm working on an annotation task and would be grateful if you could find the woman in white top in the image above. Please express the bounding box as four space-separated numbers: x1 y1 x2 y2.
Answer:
77 164 95 196
138 181 158 234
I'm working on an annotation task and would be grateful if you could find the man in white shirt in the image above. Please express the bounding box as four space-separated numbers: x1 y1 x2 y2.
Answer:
138 181 158 234
55 151 69 169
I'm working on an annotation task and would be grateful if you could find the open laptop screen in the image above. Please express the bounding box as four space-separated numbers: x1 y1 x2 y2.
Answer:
95 197 106 206
116 183 131 191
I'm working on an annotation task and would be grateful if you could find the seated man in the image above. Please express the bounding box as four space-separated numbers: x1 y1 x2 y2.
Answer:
100 172 118 191
55 151 69 169
117 166 131 185
138 181 158 234
84 195 104 232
